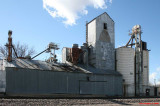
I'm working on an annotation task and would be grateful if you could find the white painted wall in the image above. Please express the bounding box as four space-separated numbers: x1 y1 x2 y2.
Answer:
88 20 96 46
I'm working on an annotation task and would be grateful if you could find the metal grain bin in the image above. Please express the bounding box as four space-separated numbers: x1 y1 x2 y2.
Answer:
116 48 135 97
142 50 149 86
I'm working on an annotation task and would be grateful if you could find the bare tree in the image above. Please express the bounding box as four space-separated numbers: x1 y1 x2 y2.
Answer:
0 45 8 59
158 79 160 86
149 82 153 86
0 42 35 59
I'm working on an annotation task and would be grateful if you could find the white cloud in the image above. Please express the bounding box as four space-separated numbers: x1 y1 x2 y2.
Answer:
43 0 112 25
157 80 160 85
156 67 160 71
149 70 160 85
149 72 157 85
149 66 160 85
109 0 112 3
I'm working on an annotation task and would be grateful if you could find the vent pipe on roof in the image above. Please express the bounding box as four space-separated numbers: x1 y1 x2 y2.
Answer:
86 21 88 45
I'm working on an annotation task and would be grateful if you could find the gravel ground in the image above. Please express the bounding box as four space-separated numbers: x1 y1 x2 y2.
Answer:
0 98 160 106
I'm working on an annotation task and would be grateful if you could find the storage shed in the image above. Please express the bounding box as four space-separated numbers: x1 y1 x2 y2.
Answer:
0 59 122 97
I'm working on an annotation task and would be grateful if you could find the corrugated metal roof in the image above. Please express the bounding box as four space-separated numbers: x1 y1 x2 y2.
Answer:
2 59 91 73
1 59 121 75
77 64 121 75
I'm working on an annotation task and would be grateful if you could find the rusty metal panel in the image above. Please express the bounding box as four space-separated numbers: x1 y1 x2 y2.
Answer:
68 48 82 64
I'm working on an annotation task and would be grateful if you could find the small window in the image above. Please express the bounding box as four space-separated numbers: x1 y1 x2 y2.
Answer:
104 23 107 30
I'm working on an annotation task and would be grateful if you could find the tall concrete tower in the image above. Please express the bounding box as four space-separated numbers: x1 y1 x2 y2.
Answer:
87 12 115 70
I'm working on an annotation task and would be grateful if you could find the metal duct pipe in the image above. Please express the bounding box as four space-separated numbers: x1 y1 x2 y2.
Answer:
82 49 88 66
7 30 12 62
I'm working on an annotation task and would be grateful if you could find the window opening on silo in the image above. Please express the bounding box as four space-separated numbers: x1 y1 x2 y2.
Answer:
104 23 107 30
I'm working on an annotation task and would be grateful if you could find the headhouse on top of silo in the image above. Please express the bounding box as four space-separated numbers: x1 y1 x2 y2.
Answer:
86 12 115 71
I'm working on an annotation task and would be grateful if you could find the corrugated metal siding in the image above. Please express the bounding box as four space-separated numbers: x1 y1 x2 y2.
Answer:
95 13 115 70
0 70 6 92
114 76 123 96
116 48 135 96
0 60 3 70
126 85 135 97
80 81 107 95
116 48 135 85
149 86 155 96
96 12 115 46
87 13 115 71
116 48 150 97
62 48 67 63
6 67 122 96
88 20 96 68
143 50 149 86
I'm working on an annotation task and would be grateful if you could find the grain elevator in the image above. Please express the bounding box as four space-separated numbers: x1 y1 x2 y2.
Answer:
86 12 115 70
0 12 158 97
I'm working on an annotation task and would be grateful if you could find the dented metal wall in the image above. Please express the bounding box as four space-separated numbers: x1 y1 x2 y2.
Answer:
5 67 122 96
87 13 115 70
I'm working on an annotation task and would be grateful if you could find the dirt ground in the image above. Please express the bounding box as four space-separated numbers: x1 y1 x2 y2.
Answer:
0 98 160 106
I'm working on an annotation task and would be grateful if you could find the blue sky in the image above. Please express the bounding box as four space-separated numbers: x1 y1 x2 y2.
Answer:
0 0 160 84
